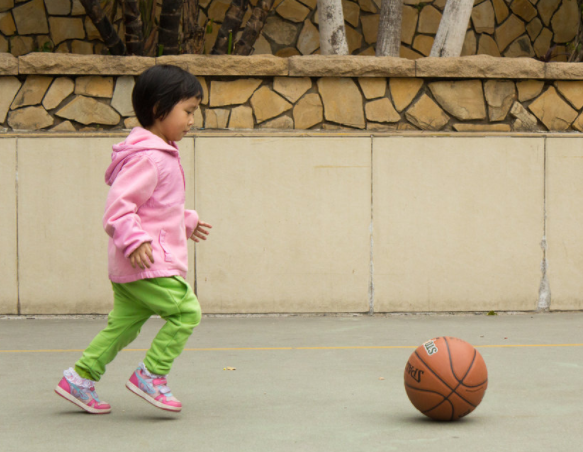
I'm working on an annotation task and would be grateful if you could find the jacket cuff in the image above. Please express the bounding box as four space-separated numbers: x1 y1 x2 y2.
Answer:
123 234 153 259
185 210 199 239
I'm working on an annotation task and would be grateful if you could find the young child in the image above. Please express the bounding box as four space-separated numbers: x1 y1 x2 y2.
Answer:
55 65 211 414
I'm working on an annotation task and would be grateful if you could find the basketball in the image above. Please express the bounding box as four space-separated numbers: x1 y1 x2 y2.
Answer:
404 336 488 421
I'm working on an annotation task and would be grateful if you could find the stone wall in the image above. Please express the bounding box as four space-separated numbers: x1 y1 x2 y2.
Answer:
0 0 579 59
3 53 583 132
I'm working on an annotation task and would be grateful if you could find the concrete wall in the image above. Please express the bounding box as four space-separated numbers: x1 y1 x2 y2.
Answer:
0 132 581 314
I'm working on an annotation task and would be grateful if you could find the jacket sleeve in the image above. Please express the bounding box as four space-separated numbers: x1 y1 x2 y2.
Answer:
103 156 158 258
184 209 199 239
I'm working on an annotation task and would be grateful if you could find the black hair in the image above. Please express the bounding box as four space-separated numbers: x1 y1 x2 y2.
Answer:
132 65 203 128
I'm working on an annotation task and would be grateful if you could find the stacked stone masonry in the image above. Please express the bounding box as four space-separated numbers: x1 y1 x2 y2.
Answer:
3 53 583 132
0 0 579 60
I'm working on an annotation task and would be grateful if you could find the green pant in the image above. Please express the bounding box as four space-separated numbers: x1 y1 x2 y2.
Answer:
75 276 201 381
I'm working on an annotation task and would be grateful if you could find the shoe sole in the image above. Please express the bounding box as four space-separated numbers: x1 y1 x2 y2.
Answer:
54 385 111 414
125 380 182 412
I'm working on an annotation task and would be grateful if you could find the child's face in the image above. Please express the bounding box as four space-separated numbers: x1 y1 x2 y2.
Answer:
150 96 201 143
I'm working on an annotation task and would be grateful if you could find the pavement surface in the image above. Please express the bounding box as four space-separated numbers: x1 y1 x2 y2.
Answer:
1 312 582 452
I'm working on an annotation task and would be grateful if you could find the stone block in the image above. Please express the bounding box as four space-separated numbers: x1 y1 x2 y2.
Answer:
251 86 293 123
318 78 365 128
0 77 21 122
0 11 16 35
56 96 121 125
13 0 48 34
49 17 85 45
111 76 136 116
274 77 312 103
358 77 386 99
554 81 583 110
75 76 114 98
517 80 544 101
365 98 400 123
210 79 262 107
495 14 526 52
389 77 423 111
405 93 449 130
228 106 254 129
43 77 75 110
528 86 577 131
293 93 323 129
11 75 53 109
429 80 486 120
8 106 53 130
484 79 516 121
297 19 320 55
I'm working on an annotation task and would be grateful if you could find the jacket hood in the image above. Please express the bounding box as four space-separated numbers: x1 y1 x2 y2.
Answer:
105 127 179 186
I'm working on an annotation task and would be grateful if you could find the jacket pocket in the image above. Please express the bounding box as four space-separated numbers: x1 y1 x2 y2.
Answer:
159 229 174 262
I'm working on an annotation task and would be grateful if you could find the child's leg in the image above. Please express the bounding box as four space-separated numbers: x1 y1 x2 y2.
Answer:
74 282 153 382
131 276 201 376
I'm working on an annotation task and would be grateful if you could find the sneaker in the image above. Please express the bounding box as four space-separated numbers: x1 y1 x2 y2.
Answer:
55 368 111 414
126 363 182 412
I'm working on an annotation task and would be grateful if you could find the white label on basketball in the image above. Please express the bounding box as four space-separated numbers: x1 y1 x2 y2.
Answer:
424 340 438 356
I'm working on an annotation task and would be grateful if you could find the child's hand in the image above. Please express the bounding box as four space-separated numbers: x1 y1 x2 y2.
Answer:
129 242 154 269
191 221 212 242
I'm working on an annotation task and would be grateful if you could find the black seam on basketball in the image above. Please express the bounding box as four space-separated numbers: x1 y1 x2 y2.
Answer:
459 349 477 383
414 350 477 408
405 383 451 414
461 378 489 389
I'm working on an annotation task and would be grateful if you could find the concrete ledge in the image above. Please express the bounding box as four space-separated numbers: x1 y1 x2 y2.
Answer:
8 54 583 80
415 55 546 79
545 63 583 80
156 55 289 76
288 55 415 77
19 54 156 75
0 54 18 75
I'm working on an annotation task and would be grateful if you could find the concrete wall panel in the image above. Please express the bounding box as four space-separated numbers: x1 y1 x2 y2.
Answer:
546 138 583 310
194 137 372 313
0 139 18 314
17 137 195 314
373 137 544 312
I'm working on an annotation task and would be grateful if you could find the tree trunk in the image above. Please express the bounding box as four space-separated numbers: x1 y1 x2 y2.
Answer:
318 0 349 55
159 0 182 55
569 0 583 61
182 0 206 54
376 0 402 57
79 0 126 55
212 0 250 54
430 0 474 57
233 0 274 55
123 0 144 55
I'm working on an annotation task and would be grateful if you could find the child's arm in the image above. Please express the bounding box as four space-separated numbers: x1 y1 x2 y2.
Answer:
103 156 158 260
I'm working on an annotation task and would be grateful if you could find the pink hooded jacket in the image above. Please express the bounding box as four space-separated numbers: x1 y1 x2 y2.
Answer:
103 127 199 283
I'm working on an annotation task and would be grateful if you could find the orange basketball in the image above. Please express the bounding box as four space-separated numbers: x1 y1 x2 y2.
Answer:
404 336 488 421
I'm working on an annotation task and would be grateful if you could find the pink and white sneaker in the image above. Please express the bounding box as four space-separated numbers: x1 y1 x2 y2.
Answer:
126 363 182 412
54 368 111 414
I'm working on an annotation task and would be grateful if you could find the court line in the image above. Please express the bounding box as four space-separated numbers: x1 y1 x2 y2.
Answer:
1 344 583 353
